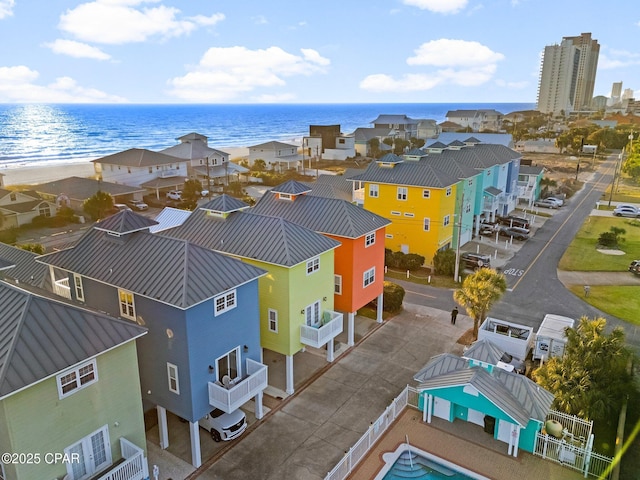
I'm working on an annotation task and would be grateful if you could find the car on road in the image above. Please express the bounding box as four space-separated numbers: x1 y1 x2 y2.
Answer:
128 199 148 211
499 226 530 241
613 205 640 217
497 216 530 229
533 199 559 209
630 260 640 275
166 190 182 201
460 252 492 270
199 408 247 442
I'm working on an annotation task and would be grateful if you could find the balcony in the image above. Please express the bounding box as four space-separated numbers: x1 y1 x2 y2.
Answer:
482 197 499 212
300 310 343 348
159 169 180 178
208 358 268 413
95 437 147 480
53 277 72 299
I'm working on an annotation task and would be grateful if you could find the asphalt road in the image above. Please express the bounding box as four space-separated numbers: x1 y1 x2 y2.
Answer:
395 155 640 351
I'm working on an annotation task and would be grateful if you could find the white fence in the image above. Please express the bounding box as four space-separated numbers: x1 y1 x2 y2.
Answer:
324 386 419 480
97 437 147 480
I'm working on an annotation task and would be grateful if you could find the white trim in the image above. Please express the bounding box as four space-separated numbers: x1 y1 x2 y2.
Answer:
73 273 84 302
278 193 293 201
57 359 98 399
363 267 375 288
365 232 376 247
118 288 136 320
268 308 278 333
214 289 236 316
334 274 342 295
167 363 180 394
306 256 320 275
65 425 112 480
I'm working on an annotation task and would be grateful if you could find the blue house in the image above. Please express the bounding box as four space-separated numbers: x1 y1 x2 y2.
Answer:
37 210 267 467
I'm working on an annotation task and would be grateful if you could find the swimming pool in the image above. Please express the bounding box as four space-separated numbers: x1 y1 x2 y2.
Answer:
376 444 490 480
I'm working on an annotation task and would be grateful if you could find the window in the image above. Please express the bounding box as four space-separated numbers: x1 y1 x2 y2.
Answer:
465 202 471 214
369 184 379 198
446 187 452 196
216 347 240 384
443 215 451 227
214 289 236 316
338 138 345 144
334 275 342 295
9 193 16 201
118 289 135 320
268 309 278 332
422 189 430 199
65 426 111 480
385 234 393 239
167 363 180 394
390 211 401 216
149 167 153 173
74 274 84 302
363 267 375 287
404 213 414 218
304 301 321 327
279 193 293 201
306 257 320 275
39 204 51 217
397 187 408 201
423 218 430 231
365 232 376 247
57 359 97 399
468 179 473 186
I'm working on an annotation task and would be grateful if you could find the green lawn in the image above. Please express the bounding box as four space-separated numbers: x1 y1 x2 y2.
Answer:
567 285 640 325
559 216 640 271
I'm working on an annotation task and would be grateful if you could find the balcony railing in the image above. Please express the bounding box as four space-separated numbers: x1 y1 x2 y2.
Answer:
300 310 343 348
159 169 180 178
353 188 364 205
95 437 146 480
208 358 268 413
53 278 72 299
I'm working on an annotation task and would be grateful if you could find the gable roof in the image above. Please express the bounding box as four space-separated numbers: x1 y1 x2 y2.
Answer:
37 228 265 309
0 243 49 289
463 339 508 365
162 140 229 161
252 188 390 239
371 114 419 125
35 177 143 201
92 148 184 167
0 281 146 399
303 175 354 202
351 127 393 142
350 155 459 189
162 209 340 267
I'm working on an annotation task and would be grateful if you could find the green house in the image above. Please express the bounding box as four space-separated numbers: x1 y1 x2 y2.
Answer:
0 280 148 480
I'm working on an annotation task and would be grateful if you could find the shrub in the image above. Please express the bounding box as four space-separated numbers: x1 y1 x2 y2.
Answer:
0 228 17 245
433 248 456 276
384 249 424 271
20 243 45 254
382 281 405 313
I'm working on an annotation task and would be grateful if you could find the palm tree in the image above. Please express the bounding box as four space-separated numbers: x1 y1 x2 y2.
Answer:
453 269 507 340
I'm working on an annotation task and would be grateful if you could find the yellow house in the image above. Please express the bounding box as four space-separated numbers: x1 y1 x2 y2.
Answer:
351 153 459 265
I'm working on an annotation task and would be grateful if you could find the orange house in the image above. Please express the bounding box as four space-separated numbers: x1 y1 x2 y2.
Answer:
252 180 390 345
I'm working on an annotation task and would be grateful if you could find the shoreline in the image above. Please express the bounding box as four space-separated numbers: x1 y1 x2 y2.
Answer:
1 146 252 187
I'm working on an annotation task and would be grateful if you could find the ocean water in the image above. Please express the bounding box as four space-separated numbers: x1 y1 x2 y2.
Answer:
0 103 534 169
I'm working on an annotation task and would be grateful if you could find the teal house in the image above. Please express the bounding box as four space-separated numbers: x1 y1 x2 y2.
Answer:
413 348 554 457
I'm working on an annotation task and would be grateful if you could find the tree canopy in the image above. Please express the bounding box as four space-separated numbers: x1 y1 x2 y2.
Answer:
453 268 507 340
83 190 113 221
533 317 636 422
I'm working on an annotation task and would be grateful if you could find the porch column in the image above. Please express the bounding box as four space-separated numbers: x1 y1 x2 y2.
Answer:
255 390 264 420
347 312 355 346
327 338 335 362
157 406 169 449
189 421 202 468
512 425 521 458
285 354 294 395
426 394 433 423
376 293 384 323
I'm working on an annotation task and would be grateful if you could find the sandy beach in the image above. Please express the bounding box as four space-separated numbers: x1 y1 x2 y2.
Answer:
0 146 251 187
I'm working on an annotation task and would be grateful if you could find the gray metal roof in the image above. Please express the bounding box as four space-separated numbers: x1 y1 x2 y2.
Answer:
162 210 340 267
376 153 404 164
463 339 507 365
519 165 544 175
303 175 353 202
252 189 390 239
92 148 184 167
150 207 191 233
94 209 159 235
371 114 419 125
484 186 503 196
427 142 448 149
0 281 146 399
426 133 513 148
351 127 393 141
200 194 250 214
464 137 481 144
35 177 144 201
37 228 266 309
448 140 465 147
405 148 427 156
161 140 229 161
0 243 49 289
270 180 312 195
191 162 248 178
249 140 298 150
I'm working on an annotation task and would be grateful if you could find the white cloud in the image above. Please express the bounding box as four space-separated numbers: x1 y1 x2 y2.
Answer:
58 0 224 45
252 15 268 25
599 53 640 70
0 65 126 102
402 0 467 14
44 39 111 60
361 39 503 93
167 46 330 101
0 0 14 19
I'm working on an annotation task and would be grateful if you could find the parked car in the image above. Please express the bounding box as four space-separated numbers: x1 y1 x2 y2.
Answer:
200 189 210 197
113 203 131 212
533 199 559 209
479 224 495 236
544 196 564 207
128 199 148 211
499 226 530 241
199 408 247 442
460 252 492 270
167 190 182 201
497 216 530 229
613 205 640 217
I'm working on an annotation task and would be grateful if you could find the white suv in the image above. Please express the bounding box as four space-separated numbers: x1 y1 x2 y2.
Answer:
166 190 182 201
199 408 247 442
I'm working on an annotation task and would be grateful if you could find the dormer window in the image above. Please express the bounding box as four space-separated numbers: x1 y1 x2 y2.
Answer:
279 193 293 201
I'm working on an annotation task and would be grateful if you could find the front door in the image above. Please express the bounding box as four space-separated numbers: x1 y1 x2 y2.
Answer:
305 301 321 327
65 426 111 480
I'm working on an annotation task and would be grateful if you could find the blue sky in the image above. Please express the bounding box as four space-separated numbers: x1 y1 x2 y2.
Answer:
0 0 638 104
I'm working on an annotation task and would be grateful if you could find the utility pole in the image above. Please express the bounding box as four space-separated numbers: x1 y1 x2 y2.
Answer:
608 150 623 207
315 145 319 178
453 192 465 283
205 157 212 200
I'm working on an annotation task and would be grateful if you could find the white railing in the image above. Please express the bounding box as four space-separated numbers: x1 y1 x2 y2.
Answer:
483 198 498 211
545 410 592 443
54 278 72 299
159 169 180 178
208 358 268 413
353 188 365 205
96 437 146 480
325 385 419 480
300 310 343 348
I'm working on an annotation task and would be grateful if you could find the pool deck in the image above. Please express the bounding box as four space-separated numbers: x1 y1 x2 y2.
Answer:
348 408 584 480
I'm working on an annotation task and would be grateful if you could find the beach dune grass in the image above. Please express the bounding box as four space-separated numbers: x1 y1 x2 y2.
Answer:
567 285 640 325
559 216 640 271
